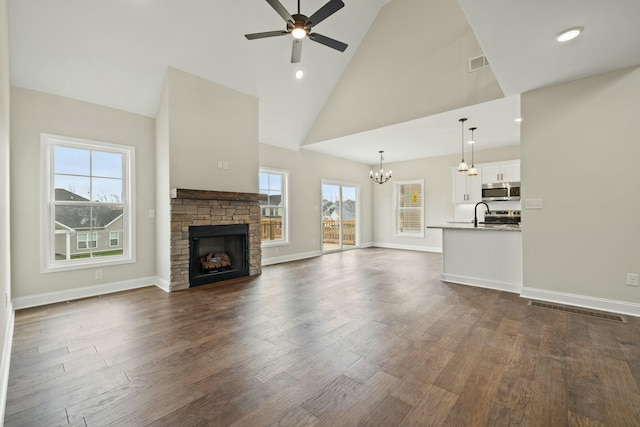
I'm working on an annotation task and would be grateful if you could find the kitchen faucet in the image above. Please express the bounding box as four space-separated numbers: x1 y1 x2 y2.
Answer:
474 202 490 228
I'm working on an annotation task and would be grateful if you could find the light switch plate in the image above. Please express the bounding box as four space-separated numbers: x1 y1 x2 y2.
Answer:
525 199 543 209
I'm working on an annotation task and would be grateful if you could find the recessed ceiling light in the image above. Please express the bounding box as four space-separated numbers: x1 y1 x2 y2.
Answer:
556 27 582 42
295 69 304 79
514 117 523 123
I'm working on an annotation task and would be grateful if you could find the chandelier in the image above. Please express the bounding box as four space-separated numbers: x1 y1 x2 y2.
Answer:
370 150 392 184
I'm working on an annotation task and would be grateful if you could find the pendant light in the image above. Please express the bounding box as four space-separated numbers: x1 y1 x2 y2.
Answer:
468 127 478 177
457 118 468 173
370 150 392 184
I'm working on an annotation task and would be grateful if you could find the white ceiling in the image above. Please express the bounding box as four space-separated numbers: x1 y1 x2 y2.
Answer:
8 0 640 165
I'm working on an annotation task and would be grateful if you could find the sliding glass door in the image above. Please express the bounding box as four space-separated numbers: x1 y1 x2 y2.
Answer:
321 181 359 253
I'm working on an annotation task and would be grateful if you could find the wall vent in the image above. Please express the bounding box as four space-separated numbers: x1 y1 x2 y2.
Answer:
528 301 627 323
468 55 490 72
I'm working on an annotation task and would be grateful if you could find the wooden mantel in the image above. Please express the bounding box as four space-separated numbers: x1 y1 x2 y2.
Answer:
170 188 267 202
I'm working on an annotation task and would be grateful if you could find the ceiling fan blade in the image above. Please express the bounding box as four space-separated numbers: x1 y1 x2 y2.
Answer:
308 0 345 27
266 0 294 24
291 39 302 63
309 33 348 52
245 30 289 40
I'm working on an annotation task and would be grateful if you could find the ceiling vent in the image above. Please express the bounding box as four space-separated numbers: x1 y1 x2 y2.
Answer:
468 55 490 72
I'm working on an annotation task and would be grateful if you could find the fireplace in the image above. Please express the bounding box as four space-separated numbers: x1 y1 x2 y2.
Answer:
189 224 249 287
169 189 264 291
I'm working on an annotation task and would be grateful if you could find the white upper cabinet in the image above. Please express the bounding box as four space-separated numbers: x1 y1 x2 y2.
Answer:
452 169 481 204
481 161 520 184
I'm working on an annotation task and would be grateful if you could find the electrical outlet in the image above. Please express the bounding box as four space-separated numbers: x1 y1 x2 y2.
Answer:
95 269 103 280
627 273 639 287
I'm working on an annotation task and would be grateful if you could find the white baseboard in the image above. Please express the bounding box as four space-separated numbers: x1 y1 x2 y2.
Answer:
12 276 157 310
371 242 443 253
442 274 521 294
521 287 640 317
262 250 322 266
0 302 14 424
155 276 171 293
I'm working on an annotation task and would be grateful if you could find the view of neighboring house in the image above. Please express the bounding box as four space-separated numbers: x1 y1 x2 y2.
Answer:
322 198 356 221
53 189 123 260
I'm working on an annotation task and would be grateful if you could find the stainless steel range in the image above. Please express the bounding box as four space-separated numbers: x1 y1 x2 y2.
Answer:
483 210 521 225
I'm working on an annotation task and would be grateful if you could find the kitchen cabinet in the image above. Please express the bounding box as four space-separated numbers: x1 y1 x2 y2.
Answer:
453 169 481 203
482 161 520 184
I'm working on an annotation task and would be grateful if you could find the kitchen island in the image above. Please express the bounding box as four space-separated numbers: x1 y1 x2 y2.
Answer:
428 223 522 293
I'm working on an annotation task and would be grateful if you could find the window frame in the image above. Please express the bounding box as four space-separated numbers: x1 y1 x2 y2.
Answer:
77 232 98 250
259 167 289 247
109 231 120 247
393 179 425 238
40 133 136 272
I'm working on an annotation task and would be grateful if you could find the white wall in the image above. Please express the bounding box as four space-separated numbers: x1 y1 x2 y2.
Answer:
0 0 13 419
373 145 521 251
155 77 171 285
521 66 640 309
9 87 157 298
166 68 259 194
303 0 504 146
259 144 373 263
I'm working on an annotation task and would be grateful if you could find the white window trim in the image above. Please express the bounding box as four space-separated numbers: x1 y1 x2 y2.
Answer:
40 133 136 273
259 167 289 247
393 178 425 238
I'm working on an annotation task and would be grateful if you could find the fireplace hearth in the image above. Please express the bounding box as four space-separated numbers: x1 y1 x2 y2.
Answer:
189 224 249 287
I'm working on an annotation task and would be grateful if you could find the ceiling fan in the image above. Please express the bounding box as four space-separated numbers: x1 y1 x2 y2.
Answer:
245 0 348 63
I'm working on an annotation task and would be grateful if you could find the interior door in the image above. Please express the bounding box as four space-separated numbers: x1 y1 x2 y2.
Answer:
322 182 358 253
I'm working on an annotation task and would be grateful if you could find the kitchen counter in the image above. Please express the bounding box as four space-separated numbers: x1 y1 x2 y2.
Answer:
429 223 521 232
429 223 522 293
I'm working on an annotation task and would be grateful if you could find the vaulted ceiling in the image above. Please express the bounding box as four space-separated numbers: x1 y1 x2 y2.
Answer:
8 0 640 164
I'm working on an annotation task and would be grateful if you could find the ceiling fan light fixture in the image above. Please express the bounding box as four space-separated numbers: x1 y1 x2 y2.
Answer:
555 27 582 42
292 27 307 39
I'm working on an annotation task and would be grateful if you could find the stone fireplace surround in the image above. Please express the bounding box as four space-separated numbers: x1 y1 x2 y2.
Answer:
169 188 264 291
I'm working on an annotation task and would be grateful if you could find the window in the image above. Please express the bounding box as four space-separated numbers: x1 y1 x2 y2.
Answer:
394 179 424 237
259 168 288 246
41 134 135 272
109 231 119 247
77 232 98 250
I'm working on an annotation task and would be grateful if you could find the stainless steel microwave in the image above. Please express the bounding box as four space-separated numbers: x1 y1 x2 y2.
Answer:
482 182 521 201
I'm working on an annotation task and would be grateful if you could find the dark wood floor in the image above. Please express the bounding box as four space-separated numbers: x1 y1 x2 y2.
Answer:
5 248 640 426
